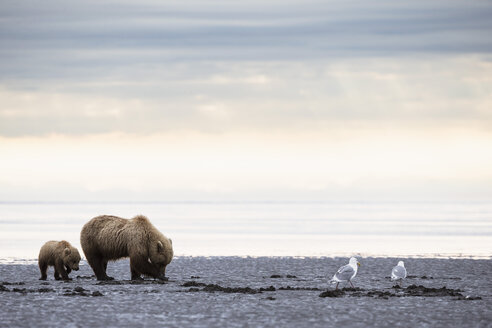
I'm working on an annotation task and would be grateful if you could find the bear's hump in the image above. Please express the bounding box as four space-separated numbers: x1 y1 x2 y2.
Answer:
58 240 71 248
131 215 150 224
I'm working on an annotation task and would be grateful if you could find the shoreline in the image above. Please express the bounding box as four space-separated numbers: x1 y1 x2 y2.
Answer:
1 253 491 265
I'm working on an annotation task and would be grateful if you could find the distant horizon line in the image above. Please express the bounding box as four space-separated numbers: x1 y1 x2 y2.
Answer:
1 200 491 205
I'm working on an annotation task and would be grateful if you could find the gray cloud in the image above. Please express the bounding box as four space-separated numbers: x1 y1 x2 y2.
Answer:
1 1 492 137
1 1 491 75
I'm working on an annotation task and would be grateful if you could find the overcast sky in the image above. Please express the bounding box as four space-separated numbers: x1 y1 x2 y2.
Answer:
1 0 491 201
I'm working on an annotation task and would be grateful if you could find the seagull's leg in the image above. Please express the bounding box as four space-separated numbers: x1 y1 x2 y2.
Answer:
349 281 355 288
335 282 339 290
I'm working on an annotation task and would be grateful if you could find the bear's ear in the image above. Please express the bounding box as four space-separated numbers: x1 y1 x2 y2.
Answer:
169 238 172 245
157 241 163 252
64 248 71 256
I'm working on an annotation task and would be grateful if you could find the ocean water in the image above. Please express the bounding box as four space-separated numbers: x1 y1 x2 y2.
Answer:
0 201 491 260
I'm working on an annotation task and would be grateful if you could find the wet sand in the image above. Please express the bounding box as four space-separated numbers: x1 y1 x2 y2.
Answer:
1 257 491 327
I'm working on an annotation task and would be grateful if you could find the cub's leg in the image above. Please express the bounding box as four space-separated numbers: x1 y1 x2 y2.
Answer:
54 268 61 280
39 261 48 280
55 259 71 281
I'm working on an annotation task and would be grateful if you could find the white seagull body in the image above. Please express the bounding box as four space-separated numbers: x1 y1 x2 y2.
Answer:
391 261 407 285
330 257 361 290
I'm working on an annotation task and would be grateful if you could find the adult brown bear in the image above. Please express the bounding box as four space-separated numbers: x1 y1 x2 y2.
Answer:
80 215 173 280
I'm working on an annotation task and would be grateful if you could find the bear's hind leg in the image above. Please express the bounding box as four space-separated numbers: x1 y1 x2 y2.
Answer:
39 261 48 280
101 260 114 280
86 256 105 280
87 254 113 280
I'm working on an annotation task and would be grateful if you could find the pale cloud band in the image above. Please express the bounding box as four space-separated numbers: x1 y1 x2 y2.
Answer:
1 57 491 137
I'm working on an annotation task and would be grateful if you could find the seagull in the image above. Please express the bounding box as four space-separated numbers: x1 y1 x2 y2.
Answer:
391 261 407 285
330 257 361 290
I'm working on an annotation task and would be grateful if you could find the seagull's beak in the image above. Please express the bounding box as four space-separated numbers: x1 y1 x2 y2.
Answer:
357 262 361 267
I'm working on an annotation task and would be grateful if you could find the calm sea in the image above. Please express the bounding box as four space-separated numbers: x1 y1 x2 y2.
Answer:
0 202 490 260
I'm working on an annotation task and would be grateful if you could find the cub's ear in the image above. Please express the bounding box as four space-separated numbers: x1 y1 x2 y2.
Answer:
157 241 163 252
64 248 71 256
169 238 172 245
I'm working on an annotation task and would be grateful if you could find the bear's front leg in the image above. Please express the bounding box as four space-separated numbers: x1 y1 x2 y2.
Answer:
129 255 161 280
130 258 144 280
131 270 143 281
54 269 61 280
65 266 72 274
55 260 71 281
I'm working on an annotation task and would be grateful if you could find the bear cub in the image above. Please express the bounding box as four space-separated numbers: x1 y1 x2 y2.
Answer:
38 240 81 281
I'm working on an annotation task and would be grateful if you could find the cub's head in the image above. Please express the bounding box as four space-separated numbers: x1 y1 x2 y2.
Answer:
149 238 173 277
63 247 81 271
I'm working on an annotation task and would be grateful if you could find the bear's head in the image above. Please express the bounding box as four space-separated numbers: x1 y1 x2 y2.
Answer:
63 246 81 271
149 238 173 277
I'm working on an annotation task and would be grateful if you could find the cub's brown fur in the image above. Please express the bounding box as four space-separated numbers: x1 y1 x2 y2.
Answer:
38 240 81 281
80 215 173 281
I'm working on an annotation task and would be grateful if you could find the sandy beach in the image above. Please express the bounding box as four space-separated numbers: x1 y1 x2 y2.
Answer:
1 256 490 327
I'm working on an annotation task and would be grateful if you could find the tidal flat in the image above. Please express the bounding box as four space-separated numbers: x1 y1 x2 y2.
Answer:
0 257 491 327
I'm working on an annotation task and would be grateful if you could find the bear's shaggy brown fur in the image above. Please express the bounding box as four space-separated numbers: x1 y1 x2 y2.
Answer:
80 215 173 281
38 240 81 281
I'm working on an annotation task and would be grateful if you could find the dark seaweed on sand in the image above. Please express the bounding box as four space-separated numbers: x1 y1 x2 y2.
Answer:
278 286 321 291
181 281 276 294
63 286 104 297
182 281 206 287
202 284 258 294
319 285 481 300
319 290 346 298
269 275 298 279
2 287 55 294
96 279 167 286
403 284 462 297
